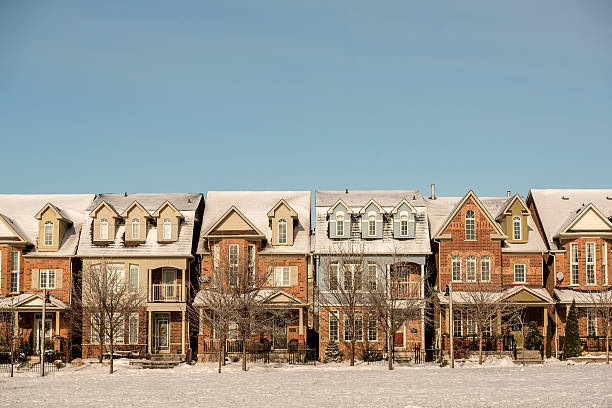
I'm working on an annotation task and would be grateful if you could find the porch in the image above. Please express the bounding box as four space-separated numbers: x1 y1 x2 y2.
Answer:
147 310 187 356
148 267 185 303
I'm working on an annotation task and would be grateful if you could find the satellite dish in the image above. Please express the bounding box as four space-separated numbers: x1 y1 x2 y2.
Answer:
556 272 564 282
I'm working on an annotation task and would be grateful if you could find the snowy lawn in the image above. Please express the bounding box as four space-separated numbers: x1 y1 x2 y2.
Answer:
1 357 612 408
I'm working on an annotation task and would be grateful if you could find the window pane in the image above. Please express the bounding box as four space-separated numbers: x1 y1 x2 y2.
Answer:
452 256 461 281
465 210 475 240
481 256 490 281
513 216 521 240
466 257 476 282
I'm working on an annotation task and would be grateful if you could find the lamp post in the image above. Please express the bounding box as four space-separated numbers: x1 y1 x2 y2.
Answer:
445 278 455 369
41 289 50 377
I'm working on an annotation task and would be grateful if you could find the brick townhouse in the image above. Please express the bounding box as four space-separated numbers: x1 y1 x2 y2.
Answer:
0 194 94 357
194 191 313 361
527 189 612 355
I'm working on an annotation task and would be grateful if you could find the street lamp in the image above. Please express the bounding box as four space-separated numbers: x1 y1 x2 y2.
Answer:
444 278 454 368
41 289 51 377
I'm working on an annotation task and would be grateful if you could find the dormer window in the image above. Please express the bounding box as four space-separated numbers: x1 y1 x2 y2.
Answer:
368 212 376 236
132 218 140 240
163 218 171 240
400 212 409 236
336 212 345 236
465 210 475 240
278 219 287 244
513 216 521 240
44 220 54 246
100 218 109 240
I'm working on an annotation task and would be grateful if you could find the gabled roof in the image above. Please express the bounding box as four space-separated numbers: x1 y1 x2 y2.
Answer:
266 199 298 218
0 293 69 310
34 203 71 222
495 194 530 220
437 286 553 305
358 199 386 215
554 288 612 304
0 213 29 243
89 201 120 218
257 288 308 305
203 205 265 238
152 200 184 219
120 200 152 218
327 199 353 215
433 190 506 240
390 199 417 215
558 203 612 235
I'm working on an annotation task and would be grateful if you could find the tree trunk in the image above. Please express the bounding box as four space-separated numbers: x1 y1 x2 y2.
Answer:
606 333 609 365
109 339 114 374
217 339 222 373
242 329 247 371
387 331 393 370
350 339 355 366
478 331 483 365
98 340 103 364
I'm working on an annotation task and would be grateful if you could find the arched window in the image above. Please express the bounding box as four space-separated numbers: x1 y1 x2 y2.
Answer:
368 212 376 236
513 216 521 240
278 219 287 244
44 220 54 246
131 218 140 240
163 218 172 240
465 210 475 240
400 212 409 236
100 218 109 240
336 212 344 236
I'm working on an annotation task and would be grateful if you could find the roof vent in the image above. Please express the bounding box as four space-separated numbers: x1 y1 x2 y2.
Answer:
430 184 436 200
413 195 416 200
345 189 349 194
124 192 127 197
562 196 569 200
507 190 511 197
187 198 192 203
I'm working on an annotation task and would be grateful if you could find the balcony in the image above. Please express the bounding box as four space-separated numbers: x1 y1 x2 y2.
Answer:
149 283 184 302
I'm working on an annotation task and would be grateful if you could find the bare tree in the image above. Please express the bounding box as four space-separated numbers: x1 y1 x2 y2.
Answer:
74 260 145 374
586 288 612 364
366 251 432 370
0 297 18 377
319 242 370 366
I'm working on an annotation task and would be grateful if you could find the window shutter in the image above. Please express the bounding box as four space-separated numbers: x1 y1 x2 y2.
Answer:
408 214 416 238
289 266 298 287
55 269 63 289
32 268 40 289
361 217 368 239
329 220 336 239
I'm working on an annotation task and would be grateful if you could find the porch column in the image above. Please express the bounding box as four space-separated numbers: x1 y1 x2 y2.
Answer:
554 308 559 358
148 269 152 302
445 305 450 333
14 311 19 336
181 310 185 354
543 307 548 356
420 264 425 349
198 308 203 335
181 269 185 301
55 311 60 335
298 307 304 336
147 310 152 354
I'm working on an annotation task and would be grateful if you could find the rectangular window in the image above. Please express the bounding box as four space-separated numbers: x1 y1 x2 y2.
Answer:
329 311 339 342
368 313 377 342
248 245 256 285
587 309 597 336
11 251 19 293
514 264 526 283
398 269 408 295
354 311 363 341
129 264 139 293
603 242 608 286
131 219 140 240
482 319 492 337
278 220 287 244
336 217 344 236
329 263 339 290
343 264 361 291
39 269 56 289
113 313 125 345
129 313 139 344
400 220 408 236
570 243 579 285
229 244 239 285
480 256 490 282
466 256 476 282
452 256 461 282
44 222 53 246
453 310 462 337
213 244 220 270
466 313 476 336
163 220 172 240
91 314 101 345
367 263 377 291
513 216 521 240
368 219 376 236
586 242 596 285
274 266 290 287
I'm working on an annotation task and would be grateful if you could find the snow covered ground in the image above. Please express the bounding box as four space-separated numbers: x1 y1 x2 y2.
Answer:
1 357 612 407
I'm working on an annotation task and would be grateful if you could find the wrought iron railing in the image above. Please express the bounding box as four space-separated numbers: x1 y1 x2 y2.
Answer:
559 336 611 353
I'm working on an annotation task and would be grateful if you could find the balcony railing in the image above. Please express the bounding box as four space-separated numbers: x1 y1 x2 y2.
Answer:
559 336 612 353
149 283 184 302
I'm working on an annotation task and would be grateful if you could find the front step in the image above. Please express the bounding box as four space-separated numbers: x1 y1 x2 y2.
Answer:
513 349 542 365
150 354 183 362
129 360 180 369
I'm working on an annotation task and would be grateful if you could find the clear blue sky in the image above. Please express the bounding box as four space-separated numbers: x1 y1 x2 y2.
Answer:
1 1 610 197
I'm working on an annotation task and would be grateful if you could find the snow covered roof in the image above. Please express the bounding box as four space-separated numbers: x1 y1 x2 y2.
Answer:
529 189 612 251
197 191 311 255
0 292 69 310
437 286 553 305
193 288 307 306
425 195 547 252
77 193 203 257
554 288 612 304
315 190 431 254
0 194 95 256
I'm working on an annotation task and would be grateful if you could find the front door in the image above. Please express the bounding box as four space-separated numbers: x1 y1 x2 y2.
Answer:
273 316 288 350
34 313 53 354
154 314 170 352
163 269 176 300
394 326 405 349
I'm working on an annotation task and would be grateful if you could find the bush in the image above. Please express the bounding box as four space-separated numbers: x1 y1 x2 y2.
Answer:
563 300 581 358
361 348 383 362
524 321 543 351
230 355 240 363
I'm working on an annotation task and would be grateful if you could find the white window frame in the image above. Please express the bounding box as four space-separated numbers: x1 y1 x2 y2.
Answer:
586 242 596 285
466 256 476 282
367 263 377 291
400 212 409 237
329 310 339 342
39 269 56 289
603 242 608 286
368 212 376 236
278 219 287 244
91 314 101 345
129 312 139 344
213 244 220 270
274 266 291 287
336 212 344 237
466 313 476 336
570 243 579 285
228 244 239 285
163 218 172 240
343 263 361 291
100 218 109 240
453 310 462 337
247 245 256 285
44 220 54 246
465 210 475 241
587 309 597 336
368 313 377 342
513 216 521 240
514 263 526 283
480 256 491 282
113 312 125 345
131 218 140 240
354 311 363 341
329 263 340 291
129 264 139 294
452 256 462 282
11 250 19 293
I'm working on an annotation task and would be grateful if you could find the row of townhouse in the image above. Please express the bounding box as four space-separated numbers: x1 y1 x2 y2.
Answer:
0 188 610 362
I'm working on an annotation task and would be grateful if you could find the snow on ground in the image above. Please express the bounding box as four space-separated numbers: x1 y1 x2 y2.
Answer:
1 358 612 408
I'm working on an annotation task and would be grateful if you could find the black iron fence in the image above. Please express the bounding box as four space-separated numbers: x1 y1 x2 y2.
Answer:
288 348 317 365
0 360 60 376
559 336 611 353
441 334 516 354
